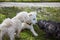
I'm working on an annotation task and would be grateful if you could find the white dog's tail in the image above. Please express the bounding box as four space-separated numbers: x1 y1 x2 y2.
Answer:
0 18 12 29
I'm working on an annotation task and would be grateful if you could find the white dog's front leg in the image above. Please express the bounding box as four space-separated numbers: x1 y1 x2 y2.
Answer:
30 26 38 36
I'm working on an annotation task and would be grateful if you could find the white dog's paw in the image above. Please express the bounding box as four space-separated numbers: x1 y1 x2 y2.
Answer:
34 33 38 36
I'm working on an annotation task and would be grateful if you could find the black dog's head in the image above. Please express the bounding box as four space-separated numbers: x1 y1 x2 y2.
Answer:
37 20 47 29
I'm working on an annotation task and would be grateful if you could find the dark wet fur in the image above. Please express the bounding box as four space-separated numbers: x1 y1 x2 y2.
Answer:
37 20 60 40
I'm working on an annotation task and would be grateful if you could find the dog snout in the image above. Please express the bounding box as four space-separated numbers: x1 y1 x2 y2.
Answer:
36 23 38 24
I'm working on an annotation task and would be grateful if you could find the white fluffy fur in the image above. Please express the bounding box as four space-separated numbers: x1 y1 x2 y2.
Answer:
0 11 38 40
28 11 37 24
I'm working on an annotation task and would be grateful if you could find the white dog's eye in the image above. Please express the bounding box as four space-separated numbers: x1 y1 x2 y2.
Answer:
33 18 35 20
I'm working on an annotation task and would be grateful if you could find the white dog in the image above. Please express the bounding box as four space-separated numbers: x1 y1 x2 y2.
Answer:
21 12 38 36
0 11 38 40
15 11 38 37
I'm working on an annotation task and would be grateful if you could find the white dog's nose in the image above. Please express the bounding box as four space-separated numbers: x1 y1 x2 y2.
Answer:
36 21 37 23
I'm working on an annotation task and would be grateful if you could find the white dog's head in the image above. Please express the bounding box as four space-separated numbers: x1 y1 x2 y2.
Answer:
28 12 37 24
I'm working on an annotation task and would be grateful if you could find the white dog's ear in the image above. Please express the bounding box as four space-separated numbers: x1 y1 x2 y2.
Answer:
29 11 37 15
28 12 37 17
29 14 32 16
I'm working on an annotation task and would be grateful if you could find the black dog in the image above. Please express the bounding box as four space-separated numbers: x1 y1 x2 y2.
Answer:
37 20 60 39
